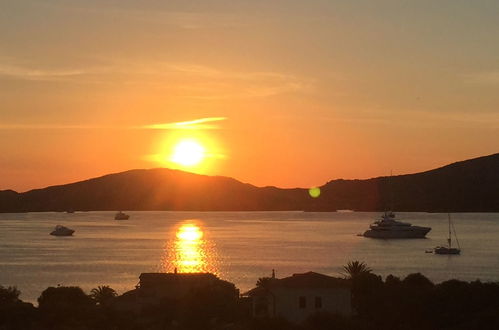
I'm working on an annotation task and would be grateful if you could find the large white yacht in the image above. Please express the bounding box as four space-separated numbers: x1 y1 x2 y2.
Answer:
363 212 431 238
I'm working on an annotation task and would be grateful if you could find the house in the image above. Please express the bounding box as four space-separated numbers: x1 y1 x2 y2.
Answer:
245 271 352 324
113 271 238 312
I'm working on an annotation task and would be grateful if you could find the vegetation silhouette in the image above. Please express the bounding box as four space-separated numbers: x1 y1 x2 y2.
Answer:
341 260 372 279
0 285 37 330
255 276 276 288
2 266 499 329
90 285 117 306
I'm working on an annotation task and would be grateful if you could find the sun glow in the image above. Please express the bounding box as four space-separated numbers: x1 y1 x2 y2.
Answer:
148 130 226 173
176 224 204 241
170 139 205 167
161 221 220 274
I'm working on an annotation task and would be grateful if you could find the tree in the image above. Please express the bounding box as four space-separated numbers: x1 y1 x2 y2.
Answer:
385 274 401 287
0 285 21 305
256 277 274 288
38 286 96 329
341 261 372 280
90 285 117 306
402 273 434 290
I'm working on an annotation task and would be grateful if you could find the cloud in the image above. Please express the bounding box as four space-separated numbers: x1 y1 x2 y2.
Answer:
0 117 228 131
0 63 87 81
36 1 244 30
462 71 499 84
0 56 311 98
0 124 108 130
142 117 227 130
160 64 311 99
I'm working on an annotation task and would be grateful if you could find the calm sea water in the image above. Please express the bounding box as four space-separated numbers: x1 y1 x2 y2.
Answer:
1 211 498 303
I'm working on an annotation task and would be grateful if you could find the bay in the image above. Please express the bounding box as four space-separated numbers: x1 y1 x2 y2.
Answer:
1 211 498 303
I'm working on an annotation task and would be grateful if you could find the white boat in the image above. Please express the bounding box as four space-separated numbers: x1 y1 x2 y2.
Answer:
50 225 75 236
434 214 460 255
363 211 431 238
114 211 130 220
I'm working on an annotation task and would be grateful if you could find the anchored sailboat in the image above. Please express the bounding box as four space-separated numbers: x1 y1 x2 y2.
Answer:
434 214 461 255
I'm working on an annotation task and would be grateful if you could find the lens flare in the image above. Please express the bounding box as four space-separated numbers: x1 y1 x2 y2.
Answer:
309 187 321 198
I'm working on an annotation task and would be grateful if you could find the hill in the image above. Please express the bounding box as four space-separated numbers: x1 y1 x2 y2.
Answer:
0 153 498 212
311 153 499 212
0 169 306 212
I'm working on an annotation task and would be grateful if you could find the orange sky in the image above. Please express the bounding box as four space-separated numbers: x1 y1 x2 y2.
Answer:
1 1 499 192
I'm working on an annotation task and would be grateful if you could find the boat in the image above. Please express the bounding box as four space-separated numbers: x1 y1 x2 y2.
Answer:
363 211 431 238
50 225 75 236
363 172 431 238
433 214 460 255
114 211 130 220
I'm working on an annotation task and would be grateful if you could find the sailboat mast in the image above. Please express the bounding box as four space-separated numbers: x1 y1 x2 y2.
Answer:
447 213 452 248
389 170 394 212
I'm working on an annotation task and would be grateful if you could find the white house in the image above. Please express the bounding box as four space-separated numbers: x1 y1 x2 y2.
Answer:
245 271 352 324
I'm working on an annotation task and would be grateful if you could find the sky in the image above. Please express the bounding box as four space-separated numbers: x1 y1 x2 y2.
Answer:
1 0 499 192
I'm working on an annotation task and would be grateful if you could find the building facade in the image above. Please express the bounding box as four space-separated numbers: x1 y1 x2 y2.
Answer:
247 271 352 324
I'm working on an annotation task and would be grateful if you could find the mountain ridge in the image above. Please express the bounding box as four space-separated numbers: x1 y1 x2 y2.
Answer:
1 153 498 212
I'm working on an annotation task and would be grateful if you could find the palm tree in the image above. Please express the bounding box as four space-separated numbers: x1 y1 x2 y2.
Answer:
90 285 117 306
341 261 372 280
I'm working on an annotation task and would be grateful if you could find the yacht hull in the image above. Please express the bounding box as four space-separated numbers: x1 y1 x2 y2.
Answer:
434 247 460 255
363 227 431 239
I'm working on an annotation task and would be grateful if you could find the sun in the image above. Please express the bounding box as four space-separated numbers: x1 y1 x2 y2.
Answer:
170 139 206 167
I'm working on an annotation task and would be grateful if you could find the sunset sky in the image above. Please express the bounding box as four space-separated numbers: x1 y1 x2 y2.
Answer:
1 0 498 192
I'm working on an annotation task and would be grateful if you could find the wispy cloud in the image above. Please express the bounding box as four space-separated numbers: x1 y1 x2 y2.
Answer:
462 71 499 84
36 1 243 30
1 59 310 98
0 63 87 81
0 55 311 98
0 124 109 130
142 117 227 130
0 117 228 131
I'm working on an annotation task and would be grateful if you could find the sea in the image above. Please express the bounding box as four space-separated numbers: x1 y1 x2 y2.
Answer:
1 211 498 303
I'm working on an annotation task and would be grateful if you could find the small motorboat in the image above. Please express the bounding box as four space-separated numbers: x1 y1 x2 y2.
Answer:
50 225 75 236
114 211 130 220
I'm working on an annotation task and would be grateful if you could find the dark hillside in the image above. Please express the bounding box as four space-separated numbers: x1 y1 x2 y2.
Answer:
311 153 499 212
1 153 498 212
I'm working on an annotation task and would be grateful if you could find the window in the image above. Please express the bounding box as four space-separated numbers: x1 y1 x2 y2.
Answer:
315 296 322 309
299 296 306 309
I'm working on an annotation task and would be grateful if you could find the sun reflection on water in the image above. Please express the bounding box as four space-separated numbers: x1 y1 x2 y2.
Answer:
162 221 219 274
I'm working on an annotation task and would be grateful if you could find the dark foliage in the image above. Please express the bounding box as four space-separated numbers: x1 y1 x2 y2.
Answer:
0 286 37 330
3 271 499 329
37 286 101 329
90 285 117 306
256 277 275 288
342 261 372 279
0 285 21 304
